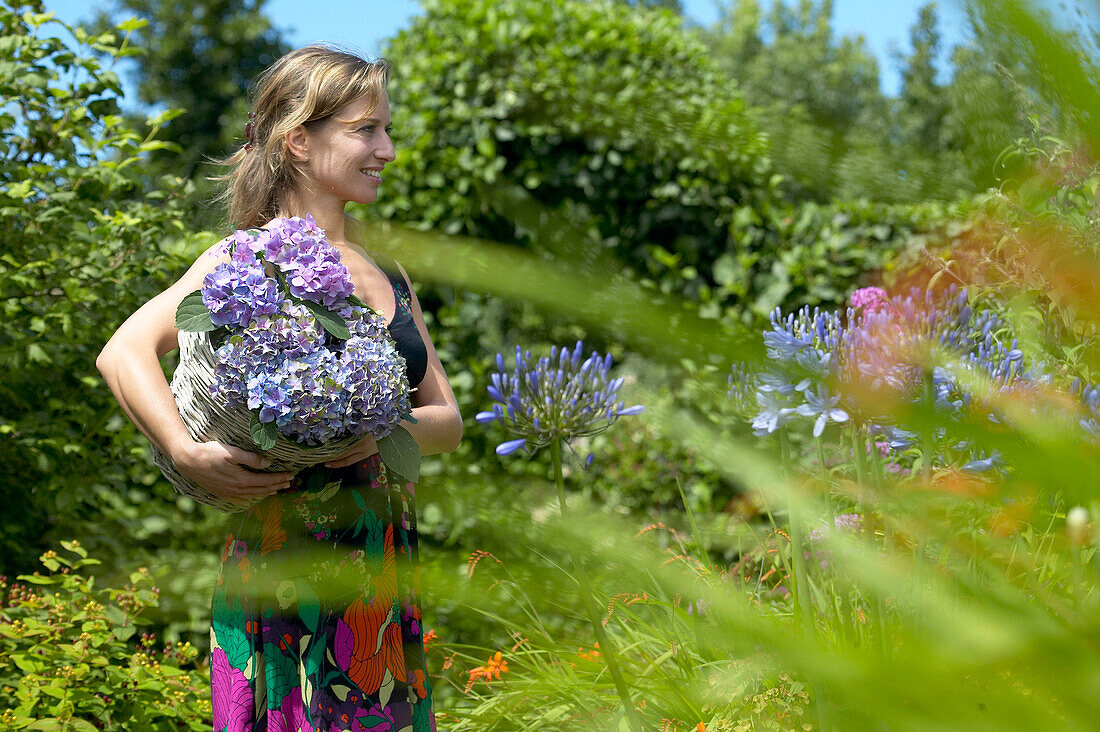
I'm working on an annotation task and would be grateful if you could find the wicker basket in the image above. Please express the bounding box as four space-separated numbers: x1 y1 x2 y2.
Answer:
152 329 361 512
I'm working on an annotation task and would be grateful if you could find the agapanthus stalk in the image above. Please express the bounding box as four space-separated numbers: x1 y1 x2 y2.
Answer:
551 439 643 732
478 342 645 731
779 431 814 631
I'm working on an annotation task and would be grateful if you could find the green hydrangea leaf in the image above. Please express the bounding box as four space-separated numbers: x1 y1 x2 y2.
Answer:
301 298 351 340
250 412 277 451
377 425 420 483
175 290 217 332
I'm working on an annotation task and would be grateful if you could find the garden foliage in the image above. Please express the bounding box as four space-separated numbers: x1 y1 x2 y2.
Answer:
376 0 939 324
8 0 1100 728
0 541 209 729
0 0 227 633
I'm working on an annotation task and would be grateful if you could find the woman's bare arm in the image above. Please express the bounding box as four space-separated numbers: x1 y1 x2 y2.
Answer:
97 244 294 506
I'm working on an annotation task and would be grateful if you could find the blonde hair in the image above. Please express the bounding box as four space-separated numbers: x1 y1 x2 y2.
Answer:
215 45 391 230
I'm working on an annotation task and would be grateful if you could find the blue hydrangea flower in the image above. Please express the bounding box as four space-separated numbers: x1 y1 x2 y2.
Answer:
477 341 644 456
201 253 282 327
203 218 412 447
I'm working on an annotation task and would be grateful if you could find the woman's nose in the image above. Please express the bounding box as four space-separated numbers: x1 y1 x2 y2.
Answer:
377 133 396 162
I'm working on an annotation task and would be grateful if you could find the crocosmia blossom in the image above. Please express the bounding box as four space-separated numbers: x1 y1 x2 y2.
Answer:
476 341 644 456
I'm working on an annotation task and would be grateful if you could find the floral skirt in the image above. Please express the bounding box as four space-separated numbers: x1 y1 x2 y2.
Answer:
210 454 435 732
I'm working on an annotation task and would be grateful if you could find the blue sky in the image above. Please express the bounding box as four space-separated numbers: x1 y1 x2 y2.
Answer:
42 0 970 98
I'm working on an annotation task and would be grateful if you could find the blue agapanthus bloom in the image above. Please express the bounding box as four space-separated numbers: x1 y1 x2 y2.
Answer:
726 284 1095 474
795 383 849 437
476 341 645 456
751 388 799 436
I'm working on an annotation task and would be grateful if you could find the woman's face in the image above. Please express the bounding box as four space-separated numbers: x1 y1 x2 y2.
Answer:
299 92 395 206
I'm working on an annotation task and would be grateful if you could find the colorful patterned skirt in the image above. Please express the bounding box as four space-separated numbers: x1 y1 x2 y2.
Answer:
210 454 435 731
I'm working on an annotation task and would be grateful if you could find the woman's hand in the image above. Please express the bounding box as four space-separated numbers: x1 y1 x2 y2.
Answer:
173 440 295 509
322 435 379 469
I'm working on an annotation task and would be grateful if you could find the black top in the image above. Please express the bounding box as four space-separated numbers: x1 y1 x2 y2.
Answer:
377 258 428 389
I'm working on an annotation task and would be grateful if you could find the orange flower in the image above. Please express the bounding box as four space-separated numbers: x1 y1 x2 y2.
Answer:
465 550 502 579
464 651 510 692
577 643 601 663
423 629 439 650
697 724 706 732
255 500 287 556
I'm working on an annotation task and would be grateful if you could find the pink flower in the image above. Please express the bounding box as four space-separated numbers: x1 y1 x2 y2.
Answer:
850 287 888 310
269 689 313 732
333 618 354 672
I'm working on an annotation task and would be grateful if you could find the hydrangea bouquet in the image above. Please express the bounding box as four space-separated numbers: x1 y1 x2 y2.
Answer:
168 215 419 488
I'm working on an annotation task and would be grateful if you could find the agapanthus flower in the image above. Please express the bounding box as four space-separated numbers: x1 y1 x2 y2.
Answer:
476 341 644 456
751 388 799 436
730 284 1064 473
796 383 849 437
960 452 1002 473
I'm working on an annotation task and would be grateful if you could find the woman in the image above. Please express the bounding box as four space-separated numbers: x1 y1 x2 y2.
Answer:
97 45 461 731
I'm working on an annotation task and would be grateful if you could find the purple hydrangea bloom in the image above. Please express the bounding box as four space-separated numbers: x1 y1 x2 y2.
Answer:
201 252 282 327
203 218 412 447
246 215 355 307
338 332 412 441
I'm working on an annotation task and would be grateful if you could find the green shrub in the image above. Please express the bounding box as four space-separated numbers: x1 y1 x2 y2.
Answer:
0 541 210 730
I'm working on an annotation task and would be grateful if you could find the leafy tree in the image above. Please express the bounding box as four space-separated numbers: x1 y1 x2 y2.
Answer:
92 0 289 179
0 1 225 608
897 3 948 153
701 0 888 201
617 0 681 11
941 8 1039 192
377 0 769 279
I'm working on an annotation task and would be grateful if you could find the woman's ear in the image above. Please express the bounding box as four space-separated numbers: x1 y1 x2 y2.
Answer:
285 125 310 162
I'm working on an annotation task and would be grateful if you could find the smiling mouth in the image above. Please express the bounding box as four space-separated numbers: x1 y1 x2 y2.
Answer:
361 169 382 182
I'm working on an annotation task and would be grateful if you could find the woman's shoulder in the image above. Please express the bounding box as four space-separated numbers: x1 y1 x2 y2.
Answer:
175 235 234 286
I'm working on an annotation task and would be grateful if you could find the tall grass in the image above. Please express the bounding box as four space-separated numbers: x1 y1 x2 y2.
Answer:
354 3 1100 729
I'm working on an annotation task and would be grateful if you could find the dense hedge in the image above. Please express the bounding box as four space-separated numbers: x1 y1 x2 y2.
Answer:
373 0 944 326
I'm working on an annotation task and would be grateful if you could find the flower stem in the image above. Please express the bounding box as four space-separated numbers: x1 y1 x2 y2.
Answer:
551 439 643 732
921 369 936 486
779 431 813 631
